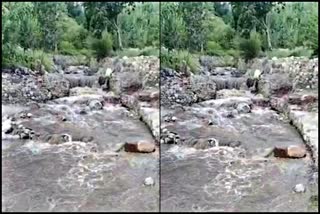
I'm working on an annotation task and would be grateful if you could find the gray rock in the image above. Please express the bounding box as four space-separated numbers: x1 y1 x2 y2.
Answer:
109 71 142 95
190 75 217 101
293 184 306 193
43 74 70 98
236 103 251 114
144 177 155 186
89 100 103 110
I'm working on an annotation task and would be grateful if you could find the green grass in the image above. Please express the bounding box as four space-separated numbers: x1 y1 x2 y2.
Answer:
116 46 159 57
266 47 313 59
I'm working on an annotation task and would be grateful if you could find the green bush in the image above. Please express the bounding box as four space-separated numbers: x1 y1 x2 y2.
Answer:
28 49 54 71
239 31 261 61
91 31 113 60
2 44 53 72
161 50 200 74
266 48 291 58
203 15 235 50
225 49 241 58
57 15 88 50
79 48 94 58
58 41 78 56
289 46 313 58
206 41 226 56
139 46 159 56
266 47 313 59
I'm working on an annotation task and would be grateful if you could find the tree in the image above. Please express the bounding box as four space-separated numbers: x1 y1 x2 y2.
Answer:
160 3 187 50
84 2 135 49
178 2 209 52
231 2 285 50
34 2 67 51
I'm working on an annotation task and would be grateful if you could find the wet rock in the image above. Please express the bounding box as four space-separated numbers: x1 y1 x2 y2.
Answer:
273 146 306 158
138 91 154 102
47 134 72 145
293 184 306 193
193 138 217 150
287 145 307 158
144 177 155 186
110 71 142 95
19 128 34 140
69 87 98 96
258 73 293 98
43 74 70 98
164 115 177 123
236 102 251 114
65 65 91 75
220 141 242 148
223 111 235 118
190 75 217 101
216 89 247 99
2 119 13 134
89 100 103 110
79 108 88 115
124 141 155 153
161 131 180 145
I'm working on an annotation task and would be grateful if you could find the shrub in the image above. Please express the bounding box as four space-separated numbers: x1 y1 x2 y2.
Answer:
289 46 313 58
79 48 94 58
58 41 78 56
266 47 313 59
203 15 235 50
139 46 159 56
2 45 53 72
266 48 291 58
161 50 200 74
28 49 54 72
206 41 226 56
239 31 261 61
225 49 241 58
91 31 113 60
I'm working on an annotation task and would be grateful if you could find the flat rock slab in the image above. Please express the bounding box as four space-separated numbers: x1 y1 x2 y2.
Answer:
288 109 318 167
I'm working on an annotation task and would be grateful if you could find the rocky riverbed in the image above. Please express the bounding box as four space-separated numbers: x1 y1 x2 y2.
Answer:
160 56 318 212
2 56 160 212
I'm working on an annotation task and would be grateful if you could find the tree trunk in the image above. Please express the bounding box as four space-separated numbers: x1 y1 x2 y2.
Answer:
117 27 123 50
115 17 122 50
263 16 272 51
266 27 272 50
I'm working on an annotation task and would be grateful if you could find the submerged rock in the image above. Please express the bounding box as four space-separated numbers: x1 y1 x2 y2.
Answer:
144 177 155 186
236 102 251 114
124 141 155 153
89 100 103 110
293 184 306 193
273 146 306 158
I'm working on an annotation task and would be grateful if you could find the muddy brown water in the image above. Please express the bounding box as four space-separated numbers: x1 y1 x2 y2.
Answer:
2 94 159 212
161 96 317 212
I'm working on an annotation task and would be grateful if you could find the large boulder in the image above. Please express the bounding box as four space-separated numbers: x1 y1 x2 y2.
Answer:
109 71 143 95
43 74 70 98
190 75 217 101
258 73 293 98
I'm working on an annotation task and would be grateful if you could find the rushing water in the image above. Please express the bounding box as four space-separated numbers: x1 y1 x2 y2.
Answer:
161 92 317 212
2 93 159 212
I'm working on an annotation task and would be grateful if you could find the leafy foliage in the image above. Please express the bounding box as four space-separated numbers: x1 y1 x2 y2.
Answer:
2 2 159 70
